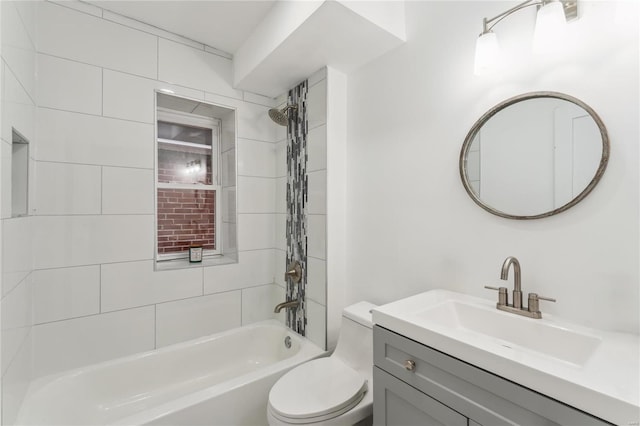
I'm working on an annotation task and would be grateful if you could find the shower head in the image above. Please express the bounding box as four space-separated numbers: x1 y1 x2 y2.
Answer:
268 105 297 127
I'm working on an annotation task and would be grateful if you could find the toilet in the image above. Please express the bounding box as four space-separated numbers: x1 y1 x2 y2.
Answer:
267 302 377 426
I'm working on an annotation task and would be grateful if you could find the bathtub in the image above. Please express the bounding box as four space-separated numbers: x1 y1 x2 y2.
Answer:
17 320 325 425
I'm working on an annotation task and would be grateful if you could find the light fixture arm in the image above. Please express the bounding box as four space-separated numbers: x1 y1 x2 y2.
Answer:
483 0 541 34
481 0 577 35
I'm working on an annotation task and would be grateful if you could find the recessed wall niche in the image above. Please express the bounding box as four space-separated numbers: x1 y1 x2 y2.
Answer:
11 129 29 217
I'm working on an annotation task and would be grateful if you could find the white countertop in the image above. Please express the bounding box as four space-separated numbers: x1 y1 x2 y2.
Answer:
372 289 640 425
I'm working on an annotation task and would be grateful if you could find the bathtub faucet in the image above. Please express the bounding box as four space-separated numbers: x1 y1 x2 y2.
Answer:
274 299 300 313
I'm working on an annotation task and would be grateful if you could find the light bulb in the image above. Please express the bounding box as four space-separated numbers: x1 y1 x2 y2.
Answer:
474 31 501 76
533 1 567 54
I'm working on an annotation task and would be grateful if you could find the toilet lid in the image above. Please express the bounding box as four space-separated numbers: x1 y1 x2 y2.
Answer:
268 358 368 421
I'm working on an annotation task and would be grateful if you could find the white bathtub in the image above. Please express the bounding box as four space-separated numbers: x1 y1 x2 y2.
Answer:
17 320 325 426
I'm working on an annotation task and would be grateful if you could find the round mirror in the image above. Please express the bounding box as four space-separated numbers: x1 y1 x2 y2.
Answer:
460 92 609 220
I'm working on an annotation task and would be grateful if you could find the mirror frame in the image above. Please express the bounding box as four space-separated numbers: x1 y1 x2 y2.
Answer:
459 91 610 220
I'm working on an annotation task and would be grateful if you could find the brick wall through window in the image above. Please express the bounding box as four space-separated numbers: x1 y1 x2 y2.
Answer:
157 188 215 254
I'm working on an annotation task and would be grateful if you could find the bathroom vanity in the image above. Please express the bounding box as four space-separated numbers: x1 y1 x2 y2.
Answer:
372 290 639 426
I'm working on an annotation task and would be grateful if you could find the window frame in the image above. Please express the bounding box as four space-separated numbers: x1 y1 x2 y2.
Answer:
155 107 223 262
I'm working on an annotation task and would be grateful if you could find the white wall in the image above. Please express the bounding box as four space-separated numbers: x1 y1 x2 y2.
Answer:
346 1 639 334
31 1 283 379
0 1 37 424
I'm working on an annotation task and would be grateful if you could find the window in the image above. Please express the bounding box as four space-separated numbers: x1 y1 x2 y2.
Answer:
155 93 237 266
156 109 221 260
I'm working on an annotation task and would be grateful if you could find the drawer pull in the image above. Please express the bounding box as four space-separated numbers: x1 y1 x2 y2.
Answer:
404 359 416 371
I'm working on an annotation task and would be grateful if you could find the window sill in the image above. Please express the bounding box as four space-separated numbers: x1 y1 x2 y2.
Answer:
155 254 238 271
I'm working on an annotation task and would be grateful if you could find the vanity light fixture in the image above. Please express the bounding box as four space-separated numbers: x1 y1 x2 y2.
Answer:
474 0 578 75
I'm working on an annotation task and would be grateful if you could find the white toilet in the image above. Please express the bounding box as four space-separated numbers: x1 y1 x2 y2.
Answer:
267 302 377 426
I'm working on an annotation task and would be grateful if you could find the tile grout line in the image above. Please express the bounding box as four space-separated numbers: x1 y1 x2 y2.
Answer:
154 304 157 349
35 51 276 108
47 1 232 60
101 67 104 116
99 264 102 313
156 35 160 81
33 158 153 172
100 166 104 214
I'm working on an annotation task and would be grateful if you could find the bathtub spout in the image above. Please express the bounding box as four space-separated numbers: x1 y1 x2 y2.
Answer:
274 299 300 313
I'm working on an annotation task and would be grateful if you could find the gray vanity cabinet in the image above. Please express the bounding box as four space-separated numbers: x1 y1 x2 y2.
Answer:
372 326 612 426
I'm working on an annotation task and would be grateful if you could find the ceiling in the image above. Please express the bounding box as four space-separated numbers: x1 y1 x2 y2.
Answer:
88 0 276 54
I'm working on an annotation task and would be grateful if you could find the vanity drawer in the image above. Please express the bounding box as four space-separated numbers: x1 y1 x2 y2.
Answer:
373 366 467 426
373 325 612 426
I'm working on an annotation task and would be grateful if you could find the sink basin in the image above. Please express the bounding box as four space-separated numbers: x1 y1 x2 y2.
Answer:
372 289 639 426
417 299 601 365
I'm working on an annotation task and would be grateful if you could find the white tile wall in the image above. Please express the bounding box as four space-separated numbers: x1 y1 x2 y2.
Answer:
308 67 327 88
237 139 276 177
238 214 275 250
275 177 286 214
33 215 154 269
306 257 326 305
101 260 203 312
236 101 279 143
102 70 204 124
222 222 238 255
1 142 12 219
305 298 326 349
274 249 286 287
275 214 286 251
273 283 287 324
2 62 36 145
222 187 236 223
243 91 278 107
34 162 102 215
159 39 241 100
204 249 275 294
221 148 236 187
1 1 36 420
37 108 154 168
2 217 32 296
101 10 205 52
33 306 156 377
155 291 241 347
24 0 288 379
102 167 154 215
275 140 286 178
2 333 32 426
307 215 326 260
33 266 100 324
307 79 327 129
307 170 327 215
37 2 158 79
241 284 278 325
1 274 32 376
1 1 36 101
307 125 327 172
37 54 102 115
49 0 102 17
205 92 278 143
238 176 276 213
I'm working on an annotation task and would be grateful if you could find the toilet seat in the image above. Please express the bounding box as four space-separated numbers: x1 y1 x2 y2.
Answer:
268 357 368 424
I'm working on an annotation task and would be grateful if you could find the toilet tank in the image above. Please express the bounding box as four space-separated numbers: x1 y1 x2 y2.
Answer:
332 302 377 375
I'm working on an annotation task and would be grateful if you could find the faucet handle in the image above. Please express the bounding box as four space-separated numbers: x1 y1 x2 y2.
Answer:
528 293 556 314
484 285 508 306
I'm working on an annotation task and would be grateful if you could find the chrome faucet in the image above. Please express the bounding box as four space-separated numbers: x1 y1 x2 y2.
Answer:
485 256 556 319
274 299 300 313
501 256 522 309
